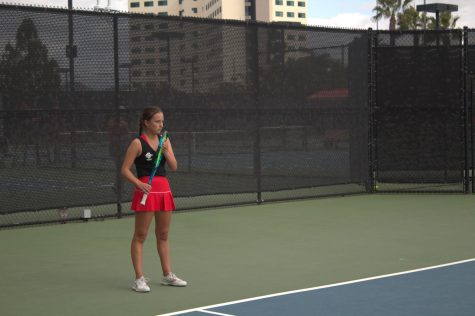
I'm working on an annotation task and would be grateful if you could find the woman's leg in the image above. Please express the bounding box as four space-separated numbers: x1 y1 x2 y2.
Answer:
155 211 172 276
131 212 154 279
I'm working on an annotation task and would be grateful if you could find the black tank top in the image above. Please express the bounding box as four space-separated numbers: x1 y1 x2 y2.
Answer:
134 135 167 178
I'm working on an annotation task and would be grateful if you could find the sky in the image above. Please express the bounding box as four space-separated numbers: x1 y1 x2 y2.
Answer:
2 0 475 29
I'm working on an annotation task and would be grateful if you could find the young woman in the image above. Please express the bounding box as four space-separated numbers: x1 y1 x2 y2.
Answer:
121 106 186 293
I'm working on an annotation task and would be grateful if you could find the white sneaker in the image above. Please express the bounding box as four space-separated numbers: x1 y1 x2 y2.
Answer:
161 272 187 287
132 276 151 292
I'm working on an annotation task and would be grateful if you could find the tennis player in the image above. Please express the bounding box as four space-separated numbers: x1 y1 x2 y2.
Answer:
121 106 187 293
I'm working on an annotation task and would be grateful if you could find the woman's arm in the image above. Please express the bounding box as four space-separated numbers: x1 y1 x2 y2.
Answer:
121 138 151 193
162 138 177 171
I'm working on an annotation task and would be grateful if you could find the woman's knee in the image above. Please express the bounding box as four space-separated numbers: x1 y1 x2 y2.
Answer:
156 229 169 242
133 230 148 243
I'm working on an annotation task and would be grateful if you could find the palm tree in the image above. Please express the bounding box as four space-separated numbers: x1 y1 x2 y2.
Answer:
372 0 413 30
397 6 425 30
427 11 459 30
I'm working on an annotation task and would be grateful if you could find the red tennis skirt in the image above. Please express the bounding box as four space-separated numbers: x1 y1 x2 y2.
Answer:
131 176 176 212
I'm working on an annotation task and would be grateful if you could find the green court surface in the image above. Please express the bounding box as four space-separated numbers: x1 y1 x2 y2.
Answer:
1 194 475 316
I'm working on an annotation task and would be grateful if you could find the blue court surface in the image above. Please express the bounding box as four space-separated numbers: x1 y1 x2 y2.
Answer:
159 259 475 316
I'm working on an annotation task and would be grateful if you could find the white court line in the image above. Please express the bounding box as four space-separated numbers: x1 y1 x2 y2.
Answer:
156 258 475 316
196 310 235 316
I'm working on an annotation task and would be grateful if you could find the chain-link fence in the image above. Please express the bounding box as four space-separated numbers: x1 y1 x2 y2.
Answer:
0 4 473 227
373 30 467 192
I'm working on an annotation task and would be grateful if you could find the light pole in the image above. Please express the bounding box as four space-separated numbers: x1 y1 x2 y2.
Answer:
152 31 185 94
119 63 131 91
416 3 458 30
67 0 75 94
180 56 198 106
67 0 77 168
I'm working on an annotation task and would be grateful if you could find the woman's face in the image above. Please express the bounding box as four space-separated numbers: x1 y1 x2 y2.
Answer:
144 111 164 135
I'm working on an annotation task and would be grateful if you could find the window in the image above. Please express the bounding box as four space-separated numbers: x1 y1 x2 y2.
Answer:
144 1 153 7
157 12 168 16
158 0 167 5
298 1 305 7
287 1 294 6
130 2 139 8
287 12 295 17
192 8 198 13
275 0 283 4
178 0 183 4
276 11 283 17
298 13 306 18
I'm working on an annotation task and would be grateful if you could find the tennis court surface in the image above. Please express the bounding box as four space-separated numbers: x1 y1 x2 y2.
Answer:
1 194 475 316
163 259 475 316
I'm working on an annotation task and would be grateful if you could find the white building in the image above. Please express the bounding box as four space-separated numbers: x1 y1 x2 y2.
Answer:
128 0 307 24
127 0 308 92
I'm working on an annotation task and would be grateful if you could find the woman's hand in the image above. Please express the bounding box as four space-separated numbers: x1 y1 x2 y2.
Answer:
162 138 171 155
136 181 152 194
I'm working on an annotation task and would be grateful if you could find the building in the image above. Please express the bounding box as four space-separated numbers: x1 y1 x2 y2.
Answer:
128 0 307 24
127 0 308 92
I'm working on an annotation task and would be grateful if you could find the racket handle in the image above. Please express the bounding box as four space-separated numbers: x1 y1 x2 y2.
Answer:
140 193 148 206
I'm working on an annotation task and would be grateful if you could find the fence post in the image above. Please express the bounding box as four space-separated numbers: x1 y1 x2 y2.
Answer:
113 15 123 218
367 28 376 193
249 23 262 204
462 27 470 193
67 3 77 169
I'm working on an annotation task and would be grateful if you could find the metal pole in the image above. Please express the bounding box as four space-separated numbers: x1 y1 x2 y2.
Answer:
423 0 426 30
367 28 376 193
191 59 195 106
250 24 262 203
462 27 469 193
68 0 76 168
471 76 474 193
435 10 440 30
68 0 74 92
167 37 171 94
113 15 123 217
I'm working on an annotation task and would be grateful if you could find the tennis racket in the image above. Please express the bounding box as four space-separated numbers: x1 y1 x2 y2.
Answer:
140 131 168 206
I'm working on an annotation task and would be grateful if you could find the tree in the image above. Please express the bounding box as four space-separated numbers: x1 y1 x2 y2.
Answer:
395 6 459 31
372 0 413 30
397 6 422 30
426 11 459 30
0 18 61 110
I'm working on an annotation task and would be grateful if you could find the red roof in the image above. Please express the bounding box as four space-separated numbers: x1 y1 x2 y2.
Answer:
307 88 348 100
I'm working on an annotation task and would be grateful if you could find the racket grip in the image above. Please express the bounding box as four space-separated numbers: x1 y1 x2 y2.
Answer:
140 193 148 206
